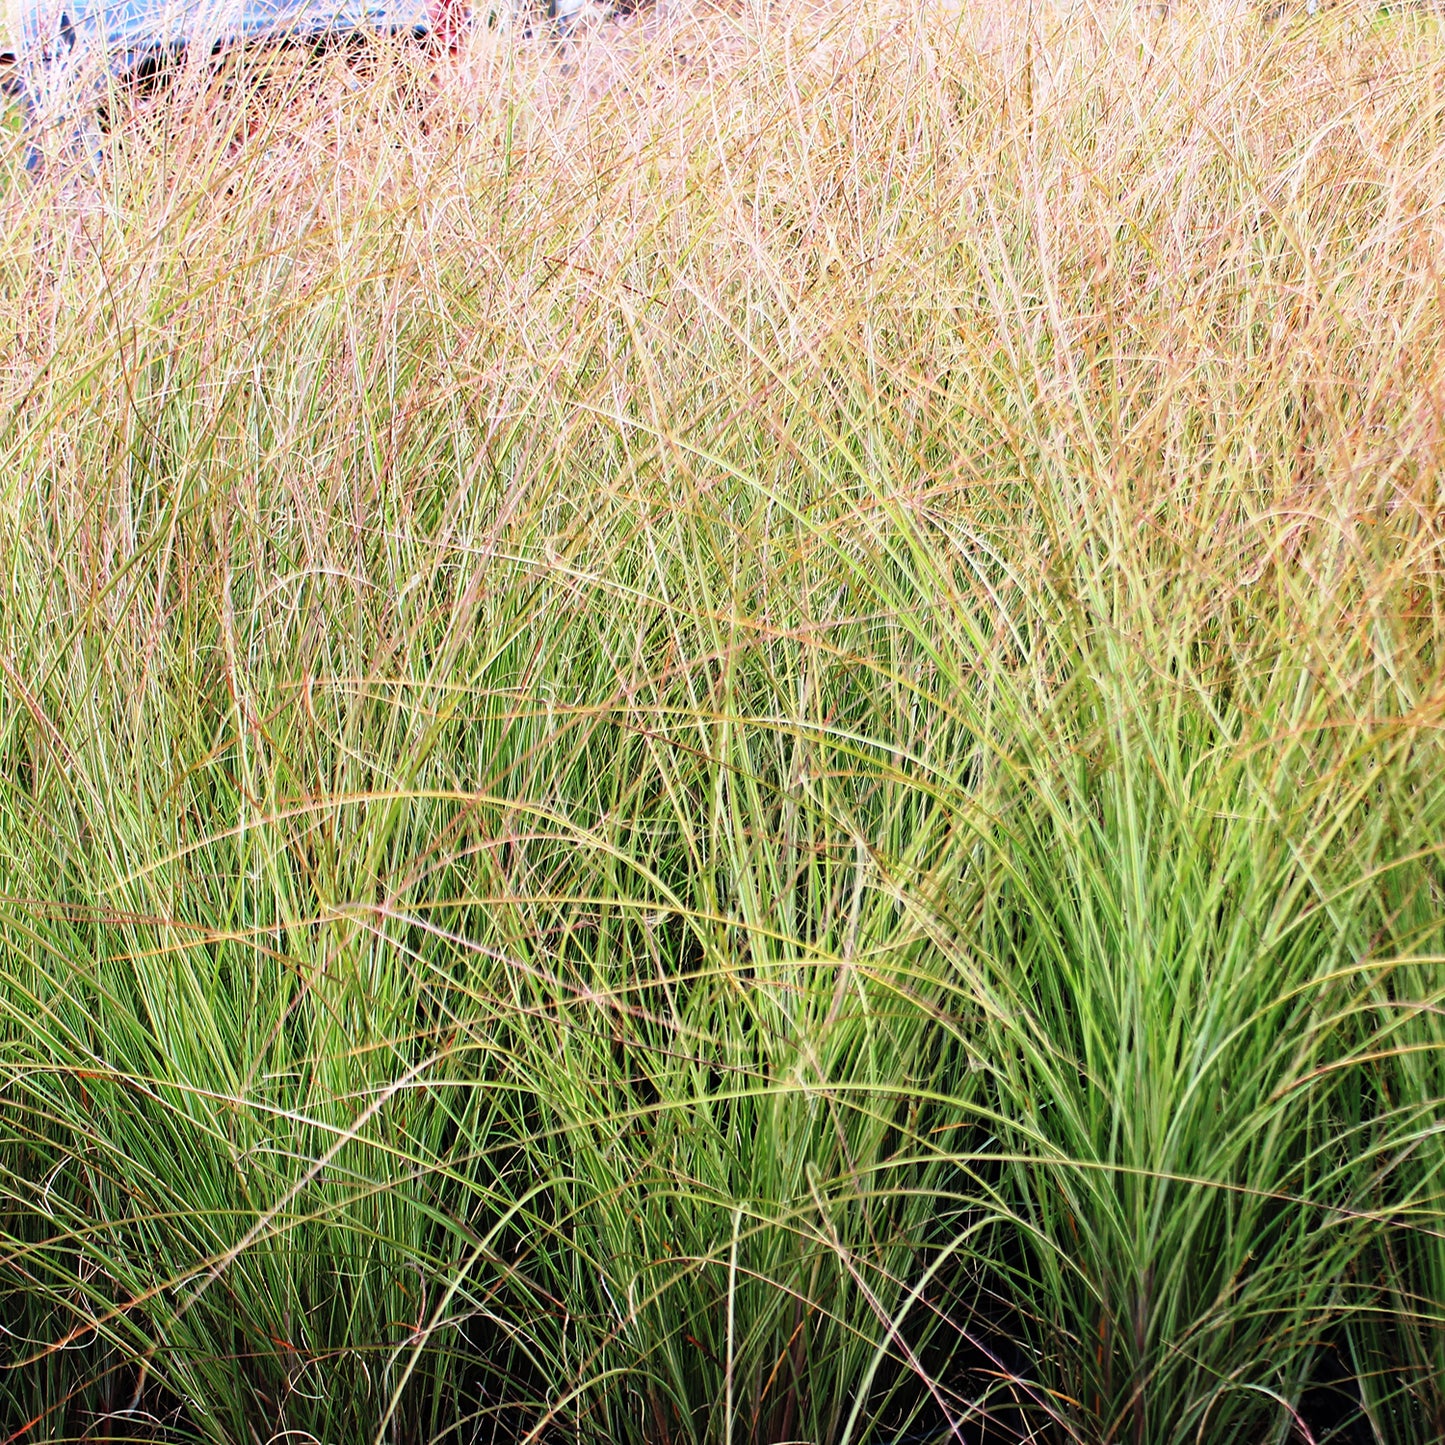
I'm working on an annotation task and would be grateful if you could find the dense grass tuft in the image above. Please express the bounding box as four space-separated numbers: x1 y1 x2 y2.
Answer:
1 1 1444 1440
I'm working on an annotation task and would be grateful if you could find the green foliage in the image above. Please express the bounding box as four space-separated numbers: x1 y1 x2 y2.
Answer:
0 3 1443 1441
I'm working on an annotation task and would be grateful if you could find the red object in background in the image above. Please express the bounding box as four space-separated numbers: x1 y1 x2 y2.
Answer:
428 0 465 47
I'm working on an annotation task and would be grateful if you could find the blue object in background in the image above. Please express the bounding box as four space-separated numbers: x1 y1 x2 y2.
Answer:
3 0 452 164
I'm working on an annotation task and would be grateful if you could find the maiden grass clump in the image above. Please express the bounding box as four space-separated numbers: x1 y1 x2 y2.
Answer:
1 0 1443 1439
